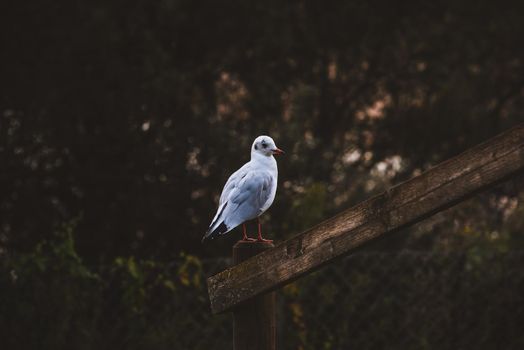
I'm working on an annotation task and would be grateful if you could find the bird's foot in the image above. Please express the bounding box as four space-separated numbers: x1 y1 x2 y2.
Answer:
256 219 272 243
241 223 256 242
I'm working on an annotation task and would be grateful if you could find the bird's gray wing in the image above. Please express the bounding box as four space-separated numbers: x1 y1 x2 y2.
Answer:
222 171 273 228
218 162 251 206
206 162 252 235
204 169 273 241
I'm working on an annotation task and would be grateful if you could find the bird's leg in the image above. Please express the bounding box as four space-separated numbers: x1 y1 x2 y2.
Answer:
257 218 273 243
241 223 255 242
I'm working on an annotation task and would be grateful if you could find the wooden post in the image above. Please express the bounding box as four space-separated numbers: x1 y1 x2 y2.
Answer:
208 123 524 313
233 241 276 350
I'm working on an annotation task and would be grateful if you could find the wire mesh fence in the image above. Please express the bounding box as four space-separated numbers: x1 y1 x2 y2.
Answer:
277 250 524 350
2 247 524 349
193 250 524 350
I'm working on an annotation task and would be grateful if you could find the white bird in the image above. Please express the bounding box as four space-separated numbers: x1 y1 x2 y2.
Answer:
202 135 284 243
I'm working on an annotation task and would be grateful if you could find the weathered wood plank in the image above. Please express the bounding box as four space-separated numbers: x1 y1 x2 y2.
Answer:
207 123 524 314
232 241 276 350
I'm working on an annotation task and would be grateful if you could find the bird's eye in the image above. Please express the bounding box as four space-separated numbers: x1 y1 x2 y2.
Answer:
262 142 267 148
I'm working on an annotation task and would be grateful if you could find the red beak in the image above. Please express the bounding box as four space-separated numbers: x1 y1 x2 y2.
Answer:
272 148 285 156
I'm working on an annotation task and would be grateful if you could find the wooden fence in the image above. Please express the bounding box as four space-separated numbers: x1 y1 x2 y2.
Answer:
207 123 524 349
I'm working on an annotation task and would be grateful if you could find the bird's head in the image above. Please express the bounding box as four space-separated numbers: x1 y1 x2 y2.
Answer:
251 135 284 157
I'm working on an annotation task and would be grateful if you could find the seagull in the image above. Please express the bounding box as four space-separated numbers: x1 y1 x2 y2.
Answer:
202 135 284 243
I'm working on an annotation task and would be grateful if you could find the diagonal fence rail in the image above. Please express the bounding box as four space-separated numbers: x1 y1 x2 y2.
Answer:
207 123 524 314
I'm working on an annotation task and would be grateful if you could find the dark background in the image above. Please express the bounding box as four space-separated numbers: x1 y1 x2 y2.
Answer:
1 1 523 349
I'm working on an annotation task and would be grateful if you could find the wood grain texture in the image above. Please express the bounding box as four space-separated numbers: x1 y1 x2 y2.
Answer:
208 123 524 314
232 241 276 350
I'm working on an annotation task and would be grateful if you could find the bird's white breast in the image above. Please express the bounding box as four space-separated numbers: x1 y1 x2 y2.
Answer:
254 156 278 215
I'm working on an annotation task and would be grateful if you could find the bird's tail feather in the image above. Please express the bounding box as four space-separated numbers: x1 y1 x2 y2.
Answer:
209 202 227 231
202 202 229 243
202 222 229 243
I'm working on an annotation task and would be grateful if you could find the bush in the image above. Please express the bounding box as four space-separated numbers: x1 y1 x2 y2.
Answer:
0 225 230 350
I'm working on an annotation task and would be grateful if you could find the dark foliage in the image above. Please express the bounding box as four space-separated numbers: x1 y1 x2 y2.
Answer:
1 0 523 261
1 1 523 348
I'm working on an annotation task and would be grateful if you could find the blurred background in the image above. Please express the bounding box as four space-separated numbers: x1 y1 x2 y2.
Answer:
1 0 523 349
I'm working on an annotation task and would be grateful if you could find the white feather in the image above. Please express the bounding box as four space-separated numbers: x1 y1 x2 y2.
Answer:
203 136 281 241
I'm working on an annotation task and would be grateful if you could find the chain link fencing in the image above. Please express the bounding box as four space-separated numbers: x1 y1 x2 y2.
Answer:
193 250 524 350
2 245 523 349
277 250 524 350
